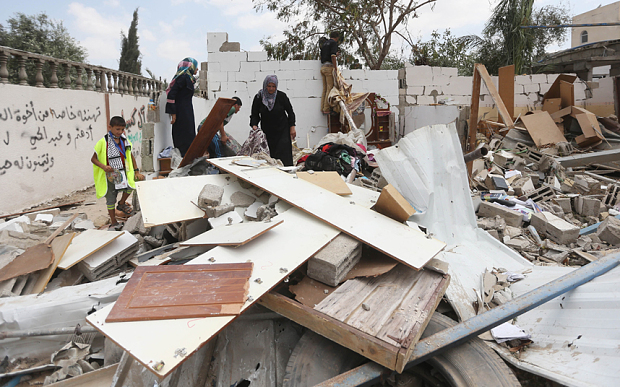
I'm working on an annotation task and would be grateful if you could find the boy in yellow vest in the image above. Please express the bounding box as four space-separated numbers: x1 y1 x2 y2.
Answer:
91 116 145 230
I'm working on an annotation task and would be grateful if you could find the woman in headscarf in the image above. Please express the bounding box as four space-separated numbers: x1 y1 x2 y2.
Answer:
165 57 198 156
250 75 296 166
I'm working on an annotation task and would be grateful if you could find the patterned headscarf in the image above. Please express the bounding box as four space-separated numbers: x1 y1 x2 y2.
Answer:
258 75 278 111
165 57 198 96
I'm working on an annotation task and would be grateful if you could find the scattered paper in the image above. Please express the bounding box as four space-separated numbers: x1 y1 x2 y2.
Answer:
491 322 531 343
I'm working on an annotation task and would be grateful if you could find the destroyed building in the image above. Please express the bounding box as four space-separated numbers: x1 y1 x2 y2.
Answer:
1 30 620 387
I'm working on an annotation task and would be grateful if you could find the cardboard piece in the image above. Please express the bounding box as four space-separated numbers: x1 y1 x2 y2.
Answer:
519 111 567 147
560 81 574 109
550 106 572 124
373 184 416 223
571 106 604 147
542 98 562 115
0 244 54 282
296 171 352 196
543 74 577 102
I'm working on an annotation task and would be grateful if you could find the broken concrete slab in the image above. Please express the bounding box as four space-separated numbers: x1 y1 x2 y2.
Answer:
552 198 572 214
574 175 602 195
530 212 580 245
477 202 523 227
230 191 256 207
0 230 45 250
597 216 620 245
204 203 235 219
307 233 362 287
122 212 148 235
575 197 602 218
477 216 506 232
198 184 225 207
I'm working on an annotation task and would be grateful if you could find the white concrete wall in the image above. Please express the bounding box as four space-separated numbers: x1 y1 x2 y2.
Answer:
203 32 399 148
572 2 620 47
0 83 149 214
403 64 615 116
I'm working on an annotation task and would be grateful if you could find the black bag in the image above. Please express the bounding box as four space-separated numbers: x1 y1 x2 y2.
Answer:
304 151 342 174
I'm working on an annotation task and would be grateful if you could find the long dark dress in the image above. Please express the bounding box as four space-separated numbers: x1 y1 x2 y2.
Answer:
249 91 296 166
165 73 195 156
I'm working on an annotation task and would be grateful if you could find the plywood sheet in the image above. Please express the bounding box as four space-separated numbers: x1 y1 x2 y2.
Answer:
296 171 352 195
106 263 253 322
80 231 138 269
29 233 75 294
560 80 574 108
289 276 336 308
373 184 416 222
86 207 339 378
136 175 252 227
58 230 123 270
520 112 567 147
208 157 445 270
498 65 514 119
0 244 54 282
180 220 283 246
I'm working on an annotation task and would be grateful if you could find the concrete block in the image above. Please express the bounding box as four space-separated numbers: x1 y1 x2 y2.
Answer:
231 71 255 82
279 60 300 71
247 51 268 62
227 82 248 94
441 67 458 77
443 76 473 95
406 65 433 86
515 75 531 85
304 80 323 97
366 70 390 81
230 192 255 207
209 81 221 92
198 184 224 207
597 216 620 245
220 41 241 52
523 83 539 93
240 61 260 72
539 83 552 94
122 211 148 235
205 203 235 218
207 32 228 53
385 70 399 80
552 198 572 214
299 60 321 70
307 233 362 286
477 201 523 227
209 71 227 82
432 74 450 86
276 70 298 80
439 95 470 105
426 86 443 96
531 74 547 84
530 212 550 234
260 61 281 72
414 95 434 105
207 62 221 73
546 215 580 245
407 86 424 95
575 197 602 217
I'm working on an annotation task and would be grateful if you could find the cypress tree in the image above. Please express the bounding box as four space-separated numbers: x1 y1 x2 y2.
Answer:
119 8 141 75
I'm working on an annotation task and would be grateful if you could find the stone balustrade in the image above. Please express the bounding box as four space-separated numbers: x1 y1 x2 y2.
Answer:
0 45 164 101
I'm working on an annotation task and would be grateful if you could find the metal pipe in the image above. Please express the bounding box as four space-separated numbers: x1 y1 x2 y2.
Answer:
520 22 620 29
463 147 488 163
0 325 98 340
316 251 620 387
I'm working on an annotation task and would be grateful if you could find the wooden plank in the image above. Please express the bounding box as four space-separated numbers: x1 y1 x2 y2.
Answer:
58 230 123 270
29 233 76 294
498 65 514 119
0 201 83 220
136 175 249 227
208 157 445 270
0 244 54 282
258 292 399 370
467 63 482 176
106 263 252 322
520 111 567 147
180 220 283 247
44 214 79 245
476 64 514 126
179 98 236 168
296 171 352 195
373 184 416 222
289 276 335 307
86 207 340 379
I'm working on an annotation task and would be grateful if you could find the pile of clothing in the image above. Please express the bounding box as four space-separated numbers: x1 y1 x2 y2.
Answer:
299 142 367 177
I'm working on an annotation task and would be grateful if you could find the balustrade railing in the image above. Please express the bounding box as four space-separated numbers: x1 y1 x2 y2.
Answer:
0 45 164 102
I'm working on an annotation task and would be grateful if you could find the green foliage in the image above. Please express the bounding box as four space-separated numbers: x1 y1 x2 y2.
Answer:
410 30 479 75
0 12 87 86
119 8 142 75
254 0 437 70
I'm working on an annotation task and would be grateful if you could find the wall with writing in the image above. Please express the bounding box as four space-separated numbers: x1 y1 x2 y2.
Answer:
0 84 149 214
108 94 150 169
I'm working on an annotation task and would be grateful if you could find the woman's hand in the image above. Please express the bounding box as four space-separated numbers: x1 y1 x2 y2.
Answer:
290 126 296 140
220 132 229 144
170 114 176 124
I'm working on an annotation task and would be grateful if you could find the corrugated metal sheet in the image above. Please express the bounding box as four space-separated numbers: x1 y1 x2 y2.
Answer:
375 123 620 386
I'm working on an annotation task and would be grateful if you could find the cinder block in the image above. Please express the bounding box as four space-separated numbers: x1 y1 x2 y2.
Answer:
240 62 260 72
279 60 300 71
539 83 552 94
530 212 550 234
227 82 248 94
432 74 450 86
407 86 424 95
347 69 366 80
304 80 323 97
597 216 620 245
523 83 539 93
209 81 221 92
515 75 531 85
441 67 458 77
443 76 473 95
477 201 524 227
198 184 224 207
552 198 572 214
142 122 154 139
307 233 362 286
209 71 227 82
247 51 268 62
425 86 443 95
385 70 399 80
207 32 228 53
260 61 281 71
406 65 433 86
231 71 255 82
207 62 221 73
415 95 435 105
277 70 297 80
575 197 601 217
299 60 321 70
546 215 580 245
531 74 547 83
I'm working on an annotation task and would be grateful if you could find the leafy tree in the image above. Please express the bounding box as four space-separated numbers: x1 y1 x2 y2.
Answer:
0 12 87 85
119 8 142 75
254 0 437 70
410 30 478 75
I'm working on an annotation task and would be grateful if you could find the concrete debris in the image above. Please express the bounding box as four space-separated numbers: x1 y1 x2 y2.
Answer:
230 191 256 207
596 216 620 245
478 201 523 227
198 184 225 208
307 233 362 286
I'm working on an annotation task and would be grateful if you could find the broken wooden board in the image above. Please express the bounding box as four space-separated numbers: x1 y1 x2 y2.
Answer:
208 157 445 270
498 65 515 120
313 265 450 372
57 230 123 270
106 263 253 322
477 64 514 126
86 207 340 379
29 233 76 294
344 248 398 281
520 111 567 147
373 184 416 222
136 175 250 227
0 244 54 282
179 98 236 168
296 171 352 196
289 276 336 308
180 220 283 247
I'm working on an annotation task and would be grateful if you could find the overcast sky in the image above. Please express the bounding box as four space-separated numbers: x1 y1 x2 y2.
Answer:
0 0 615 81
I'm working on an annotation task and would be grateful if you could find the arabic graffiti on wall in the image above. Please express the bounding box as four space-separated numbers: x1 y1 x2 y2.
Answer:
120 105 146 160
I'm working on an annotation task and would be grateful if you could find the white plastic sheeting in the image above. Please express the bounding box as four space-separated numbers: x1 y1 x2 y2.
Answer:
375 123 620 386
